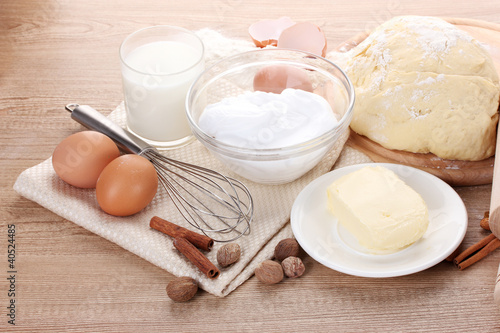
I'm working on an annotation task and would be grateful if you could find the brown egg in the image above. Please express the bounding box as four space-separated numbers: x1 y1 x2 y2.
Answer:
277 22 328 57
96 154 158 217
253 64 313 94
52 131 120 188
249 17 296 48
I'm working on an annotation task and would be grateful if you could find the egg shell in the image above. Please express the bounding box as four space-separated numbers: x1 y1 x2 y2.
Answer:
277 22 328 57
248 17 296 48
52 131 120 188
96 154 158 217
253 64 314 94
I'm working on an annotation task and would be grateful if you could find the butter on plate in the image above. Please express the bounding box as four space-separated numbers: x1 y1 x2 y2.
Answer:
326 165 429 252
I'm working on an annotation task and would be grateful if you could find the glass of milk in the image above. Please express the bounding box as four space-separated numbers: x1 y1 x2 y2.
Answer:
120 26 204 149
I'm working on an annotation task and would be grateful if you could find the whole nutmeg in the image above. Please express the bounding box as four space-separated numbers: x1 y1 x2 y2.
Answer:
274 238 300 261
217 243 241 267
255 260 283 284
480 214 490 231
281 256 305 278
166 276 198 302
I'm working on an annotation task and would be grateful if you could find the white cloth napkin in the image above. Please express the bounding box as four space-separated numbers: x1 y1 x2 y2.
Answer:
13 29 372 296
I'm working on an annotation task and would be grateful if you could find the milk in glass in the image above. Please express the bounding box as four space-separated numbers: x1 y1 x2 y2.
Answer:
120 28 204 148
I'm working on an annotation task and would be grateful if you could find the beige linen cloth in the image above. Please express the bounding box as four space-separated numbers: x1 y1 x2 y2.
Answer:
13 29 372 297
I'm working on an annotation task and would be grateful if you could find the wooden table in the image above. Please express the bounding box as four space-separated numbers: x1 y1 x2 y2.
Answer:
2 0 500 331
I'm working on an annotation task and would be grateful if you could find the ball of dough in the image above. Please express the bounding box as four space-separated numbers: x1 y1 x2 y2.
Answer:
339 16 500 161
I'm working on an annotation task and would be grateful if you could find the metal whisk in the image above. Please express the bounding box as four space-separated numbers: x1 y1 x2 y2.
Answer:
65 104 253 242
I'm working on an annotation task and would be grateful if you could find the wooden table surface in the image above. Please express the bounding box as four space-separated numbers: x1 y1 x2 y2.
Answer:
2 0 500 331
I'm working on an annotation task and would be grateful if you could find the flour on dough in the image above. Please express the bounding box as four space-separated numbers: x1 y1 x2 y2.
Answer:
329 16 500 161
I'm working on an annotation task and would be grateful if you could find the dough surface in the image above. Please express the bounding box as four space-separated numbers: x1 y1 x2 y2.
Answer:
336 16 500 161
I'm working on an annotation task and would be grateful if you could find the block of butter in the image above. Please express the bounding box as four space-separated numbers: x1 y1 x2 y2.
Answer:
327 166 429 252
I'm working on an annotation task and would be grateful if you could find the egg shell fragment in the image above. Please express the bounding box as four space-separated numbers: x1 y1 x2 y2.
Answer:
52 131 120 189
249 17 296 48
277 22 328 57
96 154 158 217
253 64 313 94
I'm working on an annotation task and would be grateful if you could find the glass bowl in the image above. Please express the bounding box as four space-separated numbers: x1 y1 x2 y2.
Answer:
186 48 354 185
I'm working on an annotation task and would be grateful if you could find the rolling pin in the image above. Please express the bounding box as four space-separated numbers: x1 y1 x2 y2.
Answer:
491 123 500 306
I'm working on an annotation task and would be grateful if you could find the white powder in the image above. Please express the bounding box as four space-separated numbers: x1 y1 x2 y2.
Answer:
341 16 476 94
374 114 387 130
405 103 431 119
378 48 392 67
383 99 392 110
370 71 386 91
195 28 256 66
410 89 422 103
199 89 338 149
370 132 388 143
398 16 472 59
417 77 436 86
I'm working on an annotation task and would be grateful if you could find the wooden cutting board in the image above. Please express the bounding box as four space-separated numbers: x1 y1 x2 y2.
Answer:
336 17 500 186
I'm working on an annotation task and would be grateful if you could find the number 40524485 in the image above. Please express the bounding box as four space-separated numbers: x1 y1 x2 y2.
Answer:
7 224 15 270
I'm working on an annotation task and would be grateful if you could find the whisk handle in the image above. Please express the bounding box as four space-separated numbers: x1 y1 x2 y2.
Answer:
65 104 151 155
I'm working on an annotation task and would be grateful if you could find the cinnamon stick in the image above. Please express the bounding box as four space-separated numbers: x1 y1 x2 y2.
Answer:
173 237 220 279
456 238 500 270
453 233 496 264
150 216 214 251
453 233 500 270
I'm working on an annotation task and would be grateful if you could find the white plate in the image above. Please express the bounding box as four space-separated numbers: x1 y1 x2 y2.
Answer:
290 163 468 278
